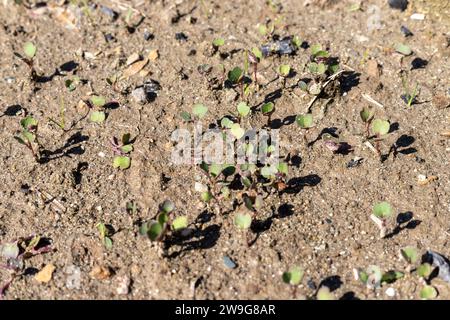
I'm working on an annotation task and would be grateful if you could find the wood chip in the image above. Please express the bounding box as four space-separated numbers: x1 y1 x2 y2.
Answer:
90 266 111 280
126 53 141 66
35 264 56 283
417 175 438 186
121 58 149 79
148 49 159 61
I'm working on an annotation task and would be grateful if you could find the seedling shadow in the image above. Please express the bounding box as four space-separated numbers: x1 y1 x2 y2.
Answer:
270 115 296 129
339 71 360 94
1 105 24 117
319 275 342 292
39 132 89 163
283 174 322 194
385 211 421 239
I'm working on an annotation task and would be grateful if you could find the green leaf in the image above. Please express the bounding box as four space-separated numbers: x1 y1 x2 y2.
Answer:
315 50 330 58
90 95 106 107
212 38 225 47
349 3 361 11
317 287 335 300
420 285 438 300
296 113 313 129
97 223 107 238
148 221 163 241
277 162 288 176
230 123 245 139
161 200 175 213
220 117 234 129
298 81 308 91
104 237 113 250
395 43 412 56
237 102 250 117
65 79 77 92
90 111 106 124
311 44 322 56
192 104 208 119
258 24 267 36
261 165 277 179
329 63 340 74
282 266 304 285
139 222 149 236
20 116 38 130
234 212 252 230
360 107 374 123
113 156 131 169
172 216 188 231
317 63 327 74
241 176 252 188
222 164 236 176
381 270 404 283
261 102 274 115
121 144 133 153
228 67 243 84
220 186 230 198
308 62 319 73
23 41 36 59
251 47 263 60
417 263 432 278
201 191 213 202
292 35 301 49
22 131 35 143
278 64 290 77
180 111 192 121
400 247 419 264
372 202 392 219
371 119 390 136
209 164 223 177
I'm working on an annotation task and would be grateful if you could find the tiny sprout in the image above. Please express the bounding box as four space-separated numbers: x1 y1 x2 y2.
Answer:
212 38 225 48
172 216 188 231
365 265 382 289
400 247 419 264
360 107 374 138
371 202 392 238
140 200 184 242
90 95 106 108
65 77 80 92
220 117 234 129
90 111 106 124
249 48 261 88
111 133 133 170
395 43 412 56
15 115 40 161
381 270 404 284
282 266 304 286
230 123 245 139
417 263 432 278
201 191 213 202
261 102 275 127
420 285 438 300
96 223 113 250
371 119 390 136
237 102 250 118
23 42 36 59
291 35 301 49
316 286 335 300
296 113 313 129
161 199 175 213
182 104 208 122
234 211 252 230
113 156 131 170
228 67 243 84
278 64 291 88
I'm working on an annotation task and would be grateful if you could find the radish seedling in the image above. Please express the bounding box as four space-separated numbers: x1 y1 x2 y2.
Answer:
261 102 275 127
181 103 208 122
228 67 244 97
400 247 419 272
401 72 419 107
308 44 339 77
316 286 335 300
420 285 438 300
14 115 40 162
417 263 432 279
111 133 133 170
360 107 374 139
14 41 38 81
370 201 393 238
278 64 291 88
88 95 107 124
96 222 113 250
371 119 390 156
249 48 262 88
282 265 304 298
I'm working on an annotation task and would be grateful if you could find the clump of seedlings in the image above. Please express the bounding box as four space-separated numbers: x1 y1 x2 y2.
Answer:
353 265 404 290
139 200 189 244
14 41 38 81
180 103 208 122
308 44 339 78
14 115 41 162
96 222 113 250
282 266 304 298
370 201 393 238
87 95 107 124
0 235 52 298
111 133 133 170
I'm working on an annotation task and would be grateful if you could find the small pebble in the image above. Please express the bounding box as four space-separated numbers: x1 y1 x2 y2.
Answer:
386 287 396 297
100 6 118 20
388 0 408 11
400 26 413 37
143 30 154 41
104 33 115 42
410 13 425 20
175 32 188 41
116 276 130 295
223 256 237 269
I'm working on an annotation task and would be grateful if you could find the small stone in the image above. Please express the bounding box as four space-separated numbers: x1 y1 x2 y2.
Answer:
223 256 237 269
65 265 81 290
400 26 413 37
116 275 130 295
98 151 105 158
100 6 118 20
126 53 141 66
148 49 159 61
104 33 115 42
143 30 154 41
35 264 56 283
131 87 147 104
388 0 408 11
366 59 382 77
386 287 396 297
175 32 188 41
410 13 425 20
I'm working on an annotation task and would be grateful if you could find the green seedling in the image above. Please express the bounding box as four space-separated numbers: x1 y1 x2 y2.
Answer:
420 285 438 300
394 43 412 56
400 247 419 267
296 113 314 144
88 95 107 124
14 41 38 81
181 103 208 122
308 44 339 76
316 286 335 300
48 97 67 131
236 101 250 122
96 222 113 250
401 72 420 107
65 76 80 92
370 202 393 238
212 38 225 48
371 119 390 156
282 265 304 298
249 48 262 88
261 102 275 127
360 106 374 139
140 200 188 242
417 263 432 279
355 265 403 289
278 64 291 88
111 133 133 170
14 115 40 161
234 210 252 230
228 66 244 97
